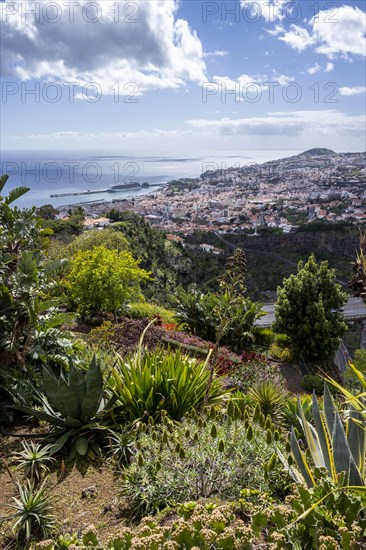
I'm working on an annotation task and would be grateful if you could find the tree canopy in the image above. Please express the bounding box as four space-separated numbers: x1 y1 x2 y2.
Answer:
68 246 150 318
273 254 348 361
67 227 129 256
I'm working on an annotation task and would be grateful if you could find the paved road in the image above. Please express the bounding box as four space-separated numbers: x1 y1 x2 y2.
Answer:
255 297 366 327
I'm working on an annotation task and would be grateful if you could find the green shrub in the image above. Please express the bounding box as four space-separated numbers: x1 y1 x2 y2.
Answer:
30 483 366 550
302 374 324 395
108 347 228 423
269 344 293 362
121 414 288 518
68 246 150 319
174 284 218 341
252 327 275 347
243 475 366 549
231 359 286 392
32 505 254 549
128 301 175 324
31 477 366 549
274 333 291 347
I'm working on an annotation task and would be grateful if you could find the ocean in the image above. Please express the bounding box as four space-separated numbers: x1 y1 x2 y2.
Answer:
0 149 303 208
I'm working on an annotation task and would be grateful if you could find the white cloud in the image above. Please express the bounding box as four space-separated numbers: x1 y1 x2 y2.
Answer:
312 6 366 58
278 25 315 52
204 51 228 57
212 72 294 91
277 6 366 58
4 111 365 153
186 110 365 138
266 25 285 37
0 0 206 93
213 74 260 88
325 62 334 72
339 86 366 96
273 74 294 86
7 110 363 142
307 63 321 74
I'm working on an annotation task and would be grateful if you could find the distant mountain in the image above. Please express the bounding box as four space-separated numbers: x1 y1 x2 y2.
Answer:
300 148 337 156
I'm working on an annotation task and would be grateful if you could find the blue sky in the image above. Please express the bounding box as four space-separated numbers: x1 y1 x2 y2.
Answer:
1 0 365 156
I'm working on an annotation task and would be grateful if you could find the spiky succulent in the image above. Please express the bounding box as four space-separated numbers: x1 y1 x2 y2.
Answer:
9 479 57 541
11 356 109 455
281 383 365 488
12 441 55 482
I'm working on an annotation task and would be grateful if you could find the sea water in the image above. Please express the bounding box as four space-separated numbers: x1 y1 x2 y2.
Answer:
0 149 302 208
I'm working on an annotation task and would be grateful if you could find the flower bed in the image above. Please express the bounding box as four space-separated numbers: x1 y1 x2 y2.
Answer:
88 318 242 374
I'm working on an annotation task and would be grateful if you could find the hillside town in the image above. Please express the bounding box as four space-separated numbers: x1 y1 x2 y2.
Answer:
60 149 366 235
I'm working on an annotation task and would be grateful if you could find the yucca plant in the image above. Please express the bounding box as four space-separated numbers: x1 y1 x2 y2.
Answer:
248 381 288 425
11 356 109 455
107 322 228 423
282 383 365 489
8 479 57 541
12 441 55 482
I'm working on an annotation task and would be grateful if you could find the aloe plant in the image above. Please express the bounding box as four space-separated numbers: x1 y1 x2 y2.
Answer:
11 356 109 455
283 383 365 488
9 479 57 541
12 441 55 482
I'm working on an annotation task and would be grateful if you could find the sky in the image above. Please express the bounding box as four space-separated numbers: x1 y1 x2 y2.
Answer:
1 0 365 157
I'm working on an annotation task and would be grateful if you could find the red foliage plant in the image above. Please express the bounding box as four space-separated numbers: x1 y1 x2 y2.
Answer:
240 351 266 363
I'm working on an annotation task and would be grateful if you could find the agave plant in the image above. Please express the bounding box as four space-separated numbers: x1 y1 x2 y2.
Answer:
282 383 365 488
325 362 366 420
11 356 109 455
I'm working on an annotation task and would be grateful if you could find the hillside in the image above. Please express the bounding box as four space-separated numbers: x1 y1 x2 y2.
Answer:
184 223 360 298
